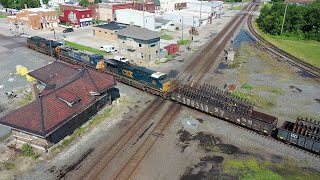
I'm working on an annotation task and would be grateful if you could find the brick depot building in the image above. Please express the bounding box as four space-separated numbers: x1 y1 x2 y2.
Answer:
7 8 58 30
59 9 93 27
0 62 116 150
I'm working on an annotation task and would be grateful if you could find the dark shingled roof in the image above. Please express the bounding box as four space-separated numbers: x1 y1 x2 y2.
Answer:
0 62 116 137
94 22 127 30
28 61 80 85
116 26 160 41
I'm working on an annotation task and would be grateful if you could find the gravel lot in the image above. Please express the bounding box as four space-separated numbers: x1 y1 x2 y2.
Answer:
203 40 320 125
131 107 320 180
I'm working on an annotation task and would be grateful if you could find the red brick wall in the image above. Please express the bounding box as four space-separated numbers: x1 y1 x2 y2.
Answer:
60 9 92 25
59 4 98 19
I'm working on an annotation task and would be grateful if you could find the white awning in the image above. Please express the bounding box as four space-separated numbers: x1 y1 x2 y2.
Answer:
80 18 92 22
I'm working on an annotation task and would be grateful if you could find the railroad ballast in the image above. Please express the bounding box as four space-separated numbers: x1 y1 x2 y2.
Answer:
26 36 320 155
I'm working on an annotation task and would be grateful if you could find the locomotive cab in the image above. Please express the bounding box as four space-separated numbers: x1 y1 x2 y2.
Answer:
150 72 172 92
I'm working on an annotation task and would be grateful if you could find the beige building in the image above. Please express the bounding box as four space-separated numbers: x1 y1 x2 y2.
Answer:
116 26 160 65
7 8 58 30
98 3 114 21
92 22 127 42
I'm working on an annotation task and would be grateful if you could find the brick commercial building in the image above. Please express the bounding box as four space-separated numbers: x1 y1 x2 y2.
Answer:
59 9 93 27
0 62 116 150
116 26 160 65
92 22 127 42
59 4 99 20
7 8 58 30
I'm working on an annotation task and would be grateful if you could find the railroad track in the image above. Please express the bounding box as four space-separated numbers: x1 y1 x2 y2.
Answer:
247 3 320 79
176 3 254 84
57 3 257 180
86 3 257 180
0 34 28 49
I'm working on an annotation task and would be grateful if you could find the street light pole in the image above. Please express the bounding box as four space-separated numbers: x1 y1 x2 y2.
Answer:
199 0 203 27
280 3 288 34
181 16 184 41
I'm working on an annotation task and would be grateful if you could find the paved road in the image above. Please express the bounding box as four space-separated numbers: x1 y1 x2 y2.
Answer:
0 18 93 40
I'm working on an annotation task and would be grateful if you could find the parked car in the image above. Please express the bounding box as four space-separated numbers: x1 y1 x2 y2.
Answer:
114 55 129 63
100 45 117 53
63 28 74 33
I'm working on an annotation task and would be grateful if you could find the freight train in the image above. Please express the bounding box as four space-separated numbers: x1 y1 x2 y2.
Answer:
26 36 320 154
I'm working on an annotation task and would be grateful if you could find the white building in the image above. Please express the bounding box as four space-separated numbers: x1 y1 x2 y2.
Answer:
163 10 210 27
115 9 155 31
48 0 70 7
187 1 224 17
160 0 195 12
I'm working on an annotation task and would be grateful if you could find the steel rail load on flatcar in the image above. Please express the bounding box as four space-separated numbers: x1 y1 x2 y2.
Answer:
26 36 320 155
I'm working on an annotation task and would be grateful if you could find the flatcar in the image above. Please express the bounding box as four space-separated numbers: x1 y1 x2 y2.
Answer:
171 84 278 135
278 118 320 153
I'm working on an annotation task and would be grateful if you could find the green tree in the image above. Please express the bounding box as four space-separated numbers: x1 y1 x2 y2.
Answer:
94 0 102 4
80 0 89 7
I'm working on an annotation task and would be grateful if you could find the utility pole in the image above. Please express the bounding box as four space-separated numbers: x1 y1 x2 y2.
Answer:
199 0 203 27
181 16 184 41
143 0 145 28
280 3 288 34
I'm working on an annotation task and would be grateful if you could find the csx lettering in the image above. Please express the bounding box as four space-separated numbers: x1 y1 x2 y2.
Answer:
290 133 298 139
122 70 133 78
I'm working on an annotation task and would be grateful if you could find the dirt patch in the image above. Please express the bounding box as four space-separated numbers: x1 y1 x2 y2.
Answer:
216 144 240 155
56 148 94 179
181 155 235 180
132 122 154 146
289 85 302 93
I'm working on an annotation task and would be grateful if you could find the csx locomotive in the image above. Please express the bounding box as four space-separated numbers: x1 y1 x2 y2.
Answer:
27 36 172 97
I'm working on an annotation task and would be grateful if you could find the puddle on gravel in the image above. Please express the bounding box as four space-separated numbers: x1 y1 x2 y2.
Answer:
297 70 316 79
168 70 179 78
217 63 228 70
315 99 320 104
177 130 242 155
233 29 254 50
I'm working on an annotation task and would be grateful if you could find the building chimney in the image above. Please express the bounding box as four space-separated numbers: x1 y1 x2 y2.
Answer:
129 22 134 26
31 82 39 100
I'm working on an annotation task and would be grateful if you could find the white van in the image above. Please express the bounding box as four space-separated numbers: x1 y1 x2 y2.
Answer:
114 55 130 64
100 45 117 53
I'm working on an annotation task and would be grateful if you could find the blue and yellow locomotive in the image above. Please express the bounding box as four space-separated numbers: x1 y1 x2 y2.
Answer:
104 59 172 96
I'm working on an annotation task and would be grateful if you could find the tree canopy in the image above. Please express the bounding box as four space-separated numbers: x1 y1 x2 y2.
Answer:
257 1 320 41
80 0 90 7
0 0 40 10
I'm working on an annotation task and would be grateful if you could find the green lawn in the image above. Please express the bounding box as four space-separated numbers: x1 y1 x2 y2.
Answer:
177 39 191 45
64 40 110 56
0 14 7 18
161 34 174 40
254 23 320 68
232 5 244 11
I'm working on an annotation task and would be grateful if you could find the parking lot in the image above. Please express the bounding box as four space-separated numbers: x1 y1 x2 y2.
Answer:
0 35 54 137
